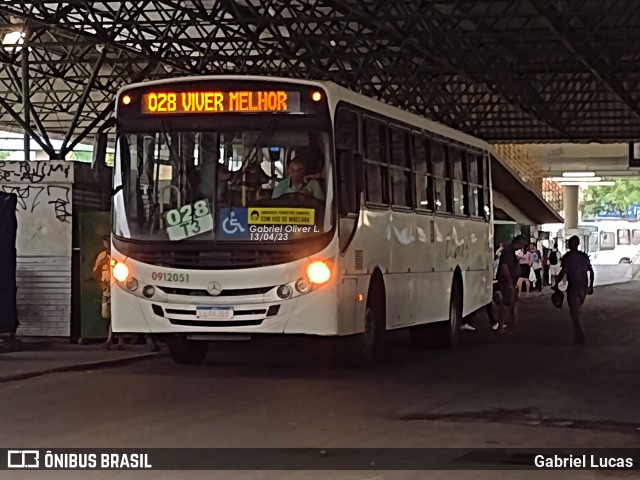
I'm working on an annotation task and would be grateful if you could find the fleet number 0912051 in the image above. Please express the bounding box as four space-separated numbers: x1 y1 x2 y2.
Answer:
151 272 190 282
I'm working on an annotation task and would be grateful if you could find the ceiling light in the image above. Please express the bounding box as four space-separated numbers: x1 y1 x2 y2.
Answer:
2 31 25 51
560 181 614 186
551 177 602 182
561 172 596 178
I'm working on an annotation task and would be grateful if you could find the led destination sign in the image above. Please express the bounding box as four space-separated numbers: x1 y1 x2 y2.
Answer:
141 90 301 115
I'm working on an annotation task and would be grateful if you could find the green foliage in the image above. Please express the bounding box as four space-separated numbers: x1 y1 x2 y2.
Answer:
0 151 10 161
69 150 113 166
70 150 93 162
582 179 640 217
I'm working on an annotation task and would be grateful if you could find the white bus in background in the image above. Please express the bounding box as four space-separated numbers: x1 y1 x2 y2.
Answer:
586 220 640 265
94 76 494 365
540 224 599 259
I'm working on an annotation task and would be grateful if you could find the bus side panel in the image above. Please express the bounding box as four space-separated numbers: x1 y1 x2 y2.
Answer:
388 207 428 328
453 217 493 317
412 271 454 324
337 276 357 335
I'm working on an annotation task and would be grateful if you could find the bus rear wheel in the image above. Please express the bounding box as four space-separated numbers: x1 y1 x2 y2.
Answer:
430 281 462 349
167 336 209 364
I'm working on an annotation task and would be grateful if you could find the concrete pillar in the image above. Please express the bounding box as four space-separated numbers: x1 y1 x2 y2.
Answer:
22 30 30 161
564 185 579 230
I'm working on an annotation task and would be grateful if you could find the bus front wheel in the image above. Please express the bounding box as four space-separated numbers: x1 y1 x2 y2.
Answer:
167 336 209 364
341 279 386 367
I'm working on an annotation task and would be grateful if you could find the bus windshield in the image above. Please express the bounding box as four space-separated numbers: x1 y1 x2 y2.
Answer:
113 128 334 242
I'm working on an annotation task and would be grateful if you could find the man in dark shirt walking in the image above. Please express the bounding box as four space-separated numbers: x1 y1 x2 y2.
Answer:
497 235 528 332
553 235 595 344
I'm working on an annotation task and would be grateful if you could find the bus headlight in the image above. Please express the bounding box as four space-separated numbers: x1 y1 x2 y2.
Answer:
125 278 139 292
276 284 292 299
112 262 130 282
307 261 331 285
295 278 311 294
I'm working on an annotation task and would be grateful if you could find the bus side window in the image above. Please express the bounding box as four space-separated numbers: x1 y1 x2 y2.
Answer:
363 118 389 205
335 109 359 153
389 126 412 208
451 147 468 216
467 152 482 218
632 229 640 245
600 231 615 250
412 134 432 211
618 229 630 246
335 109 360 215
431 141 451 213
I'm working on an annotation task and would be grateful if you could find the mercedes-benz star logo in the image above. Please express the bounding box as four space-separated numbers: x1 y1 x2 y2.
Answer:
207 281 222 296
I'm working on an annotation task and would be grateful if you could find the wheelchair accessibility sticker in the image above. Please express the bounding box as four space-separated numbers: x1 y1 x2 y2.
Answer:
217 208 249 239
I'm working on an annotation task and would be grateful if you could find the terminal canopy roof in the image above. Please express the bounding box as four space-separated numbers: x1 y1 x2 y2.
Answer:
2 0 640 156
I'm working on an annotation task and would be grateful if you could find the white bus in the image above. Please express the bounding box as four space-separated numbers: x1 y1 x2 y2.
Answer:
586 220 640 264
97 76 494 364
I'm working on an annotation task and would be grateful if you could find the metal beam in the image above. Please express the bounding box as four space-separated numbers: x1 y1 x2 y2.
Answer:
60 44 108 153
529 0 640 122
0 95 53 155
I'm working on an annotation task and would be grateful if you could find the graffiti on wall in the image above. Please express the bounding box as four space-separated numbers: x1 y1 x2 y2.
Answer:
0 161 73 224
0 161 71 184
1 185 71 223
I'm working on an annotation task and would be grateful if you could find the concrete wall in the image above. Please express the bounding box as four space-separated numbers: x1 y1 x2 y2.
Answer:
0 161 74 336
593 264 636 287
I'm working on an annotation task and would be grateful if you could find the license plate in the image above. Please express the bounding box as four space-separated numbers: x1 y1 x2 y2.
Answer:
196 306 234 319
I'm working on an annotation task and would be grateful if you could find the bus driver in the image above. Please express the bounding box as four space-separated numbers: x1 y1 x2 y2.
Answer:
272 158 325 201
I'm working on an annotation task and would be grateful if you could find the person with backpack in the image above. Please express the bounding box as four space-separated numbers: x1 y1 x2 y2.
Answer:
548 242 561 287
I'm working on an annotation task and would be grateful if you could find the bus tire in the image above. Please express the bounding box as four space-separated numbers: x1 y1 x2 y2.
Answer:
167 336 209 364
342 277 386 367
431 280 462 349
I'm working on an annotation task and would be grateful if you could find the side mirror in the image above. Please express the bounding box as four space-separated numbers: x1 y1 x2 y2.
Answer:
337 149 358 216
91 132 111 192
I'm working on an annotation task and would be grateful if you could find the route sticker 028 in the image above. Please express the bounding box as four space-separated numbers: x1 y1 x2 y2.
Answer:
164 199 214 240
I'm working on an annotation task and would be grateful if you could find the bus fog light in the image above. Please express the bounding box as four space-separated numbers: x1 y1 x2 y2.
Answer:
295 278 311 294
142 285 156 298
276 284 292 299
112 262 130 282
125 278 139 291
